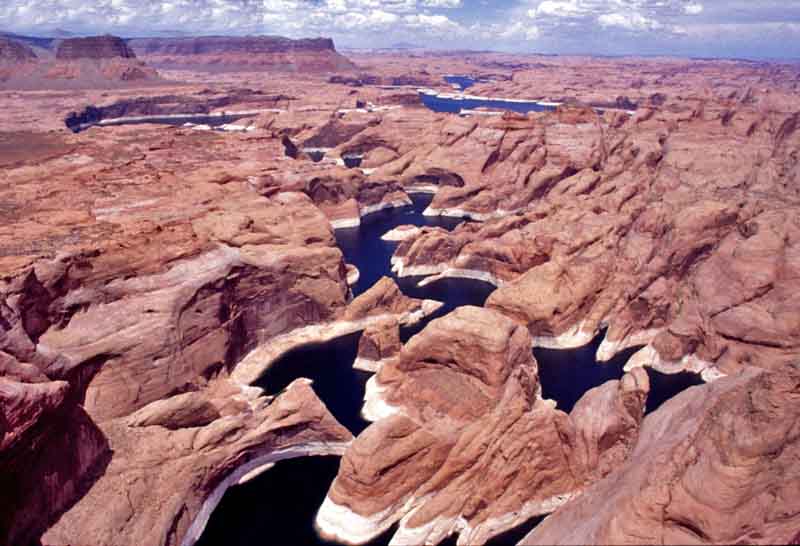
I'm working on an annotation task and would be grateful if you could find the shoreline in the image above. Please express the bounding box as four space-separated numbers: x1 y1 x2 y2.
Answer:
71 108 284 132
231 302 443 385
181 435 350 546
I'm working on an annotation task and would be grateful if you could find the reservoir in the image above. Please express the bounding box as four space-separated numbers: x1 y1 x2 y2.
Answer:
197 193 703 546
420 90 557 115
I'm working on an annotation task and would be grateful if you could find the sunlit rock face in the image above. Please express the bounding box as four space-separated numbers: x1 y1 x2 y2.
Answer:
0 37 37 61
317 306 650 546
0 122 356 545
1 34 159 88
41 378 353 546
56 36 138 60
128 36 356 73
377 104 800 379
521 364 800 546
2 50 800 546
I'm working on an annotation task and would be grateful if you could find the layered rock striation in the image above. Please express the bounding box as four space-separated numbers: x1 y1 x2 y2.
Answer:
129 35 356 72
1 34 159 88
250 161 413 229
42 378 353 546
0 37 37 61
353 318 401 372
522 363 800 545
317 306 650 545
372 103 800 379
55 35 137 60
3 54 800 546
0 121 407 545
64 89 289 132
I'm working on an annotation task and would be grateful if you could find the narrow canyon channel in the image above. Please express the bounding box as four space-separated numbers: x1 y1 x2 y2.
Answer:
419 92 557 116
197 195 704 545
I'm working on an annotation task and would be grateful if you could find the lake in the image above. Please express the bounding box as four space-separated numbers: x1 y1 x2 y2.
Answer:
197 193 702 546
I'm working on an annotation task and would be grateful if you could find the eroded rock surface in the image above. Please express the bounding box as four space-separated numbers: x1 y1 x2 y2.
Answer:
3 52 800 546
1 34 159 88
42 378 352 546
381 103 800 378
0 377 110 546
251 162 411 228
317 307 650 546
522 364 800 545
354 318 401 372
233 277 443 385
129 36 355 73
56 35 137 60
0 37 37 62
0 122 361 545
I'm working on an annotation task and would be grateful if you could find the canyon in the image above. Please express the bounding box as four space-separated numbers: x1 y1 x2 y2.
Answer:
0 40 799 546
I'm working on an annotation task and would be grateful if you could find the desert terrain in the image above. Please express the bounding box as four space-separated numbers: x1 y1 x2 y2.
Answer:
1 31 799 546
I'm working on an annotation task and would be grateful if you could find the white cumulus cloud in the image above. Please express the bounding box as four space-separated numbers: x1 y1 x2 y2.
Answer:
684 3 704 15
598 11 662 30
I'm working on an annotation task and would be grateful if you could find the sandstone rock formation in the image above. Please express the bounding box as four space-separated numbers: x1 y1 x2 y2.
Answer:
0 37 39 84
41 378 352 546
129 35 356 72
3 50 800 546
250 161 412 228
56 35 137 60
64 89 289 132
522 363 800 545
353 318 401 372
317 306 650 545
1 34 159 89
0 121 364 545
233 276 442 385
0 376 110 546
0 37 37 61
376 103 800 379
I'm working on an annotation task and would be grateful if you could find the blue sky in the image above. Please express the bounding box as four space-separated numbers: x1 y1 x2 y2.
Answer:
2 0 800 59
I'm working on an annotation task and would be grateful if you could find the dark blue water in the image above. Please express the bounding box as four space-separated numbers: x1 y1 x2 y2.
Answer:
335 193 464 297
198 451 538 546
300 153 361 167
536 333 704 415
198 196 701 546
420 92 557 115
535 333 632 414
438 515 546 546
306 150 326 162
444 75 477 90
255 333 371 434
197 456 364 546
645 368 704 414
343 155 363 168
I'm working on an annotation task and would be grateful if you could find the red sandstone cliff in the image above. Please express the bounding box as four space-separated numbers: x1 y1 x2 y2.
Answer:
128 35 356 72
0 34 158 89
55 35 136 60
0 37 37 61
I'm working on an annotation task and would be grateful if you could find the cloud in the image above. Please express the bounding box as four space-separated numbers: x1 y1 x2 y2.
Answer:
0 0 469 43
528 0 592 19
684 3 703 15
334 9 399 30
523 0 709 35
501 20 542 40
598 11 662 31
420 0 461 7
403 12 463 33
0 0 799 58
